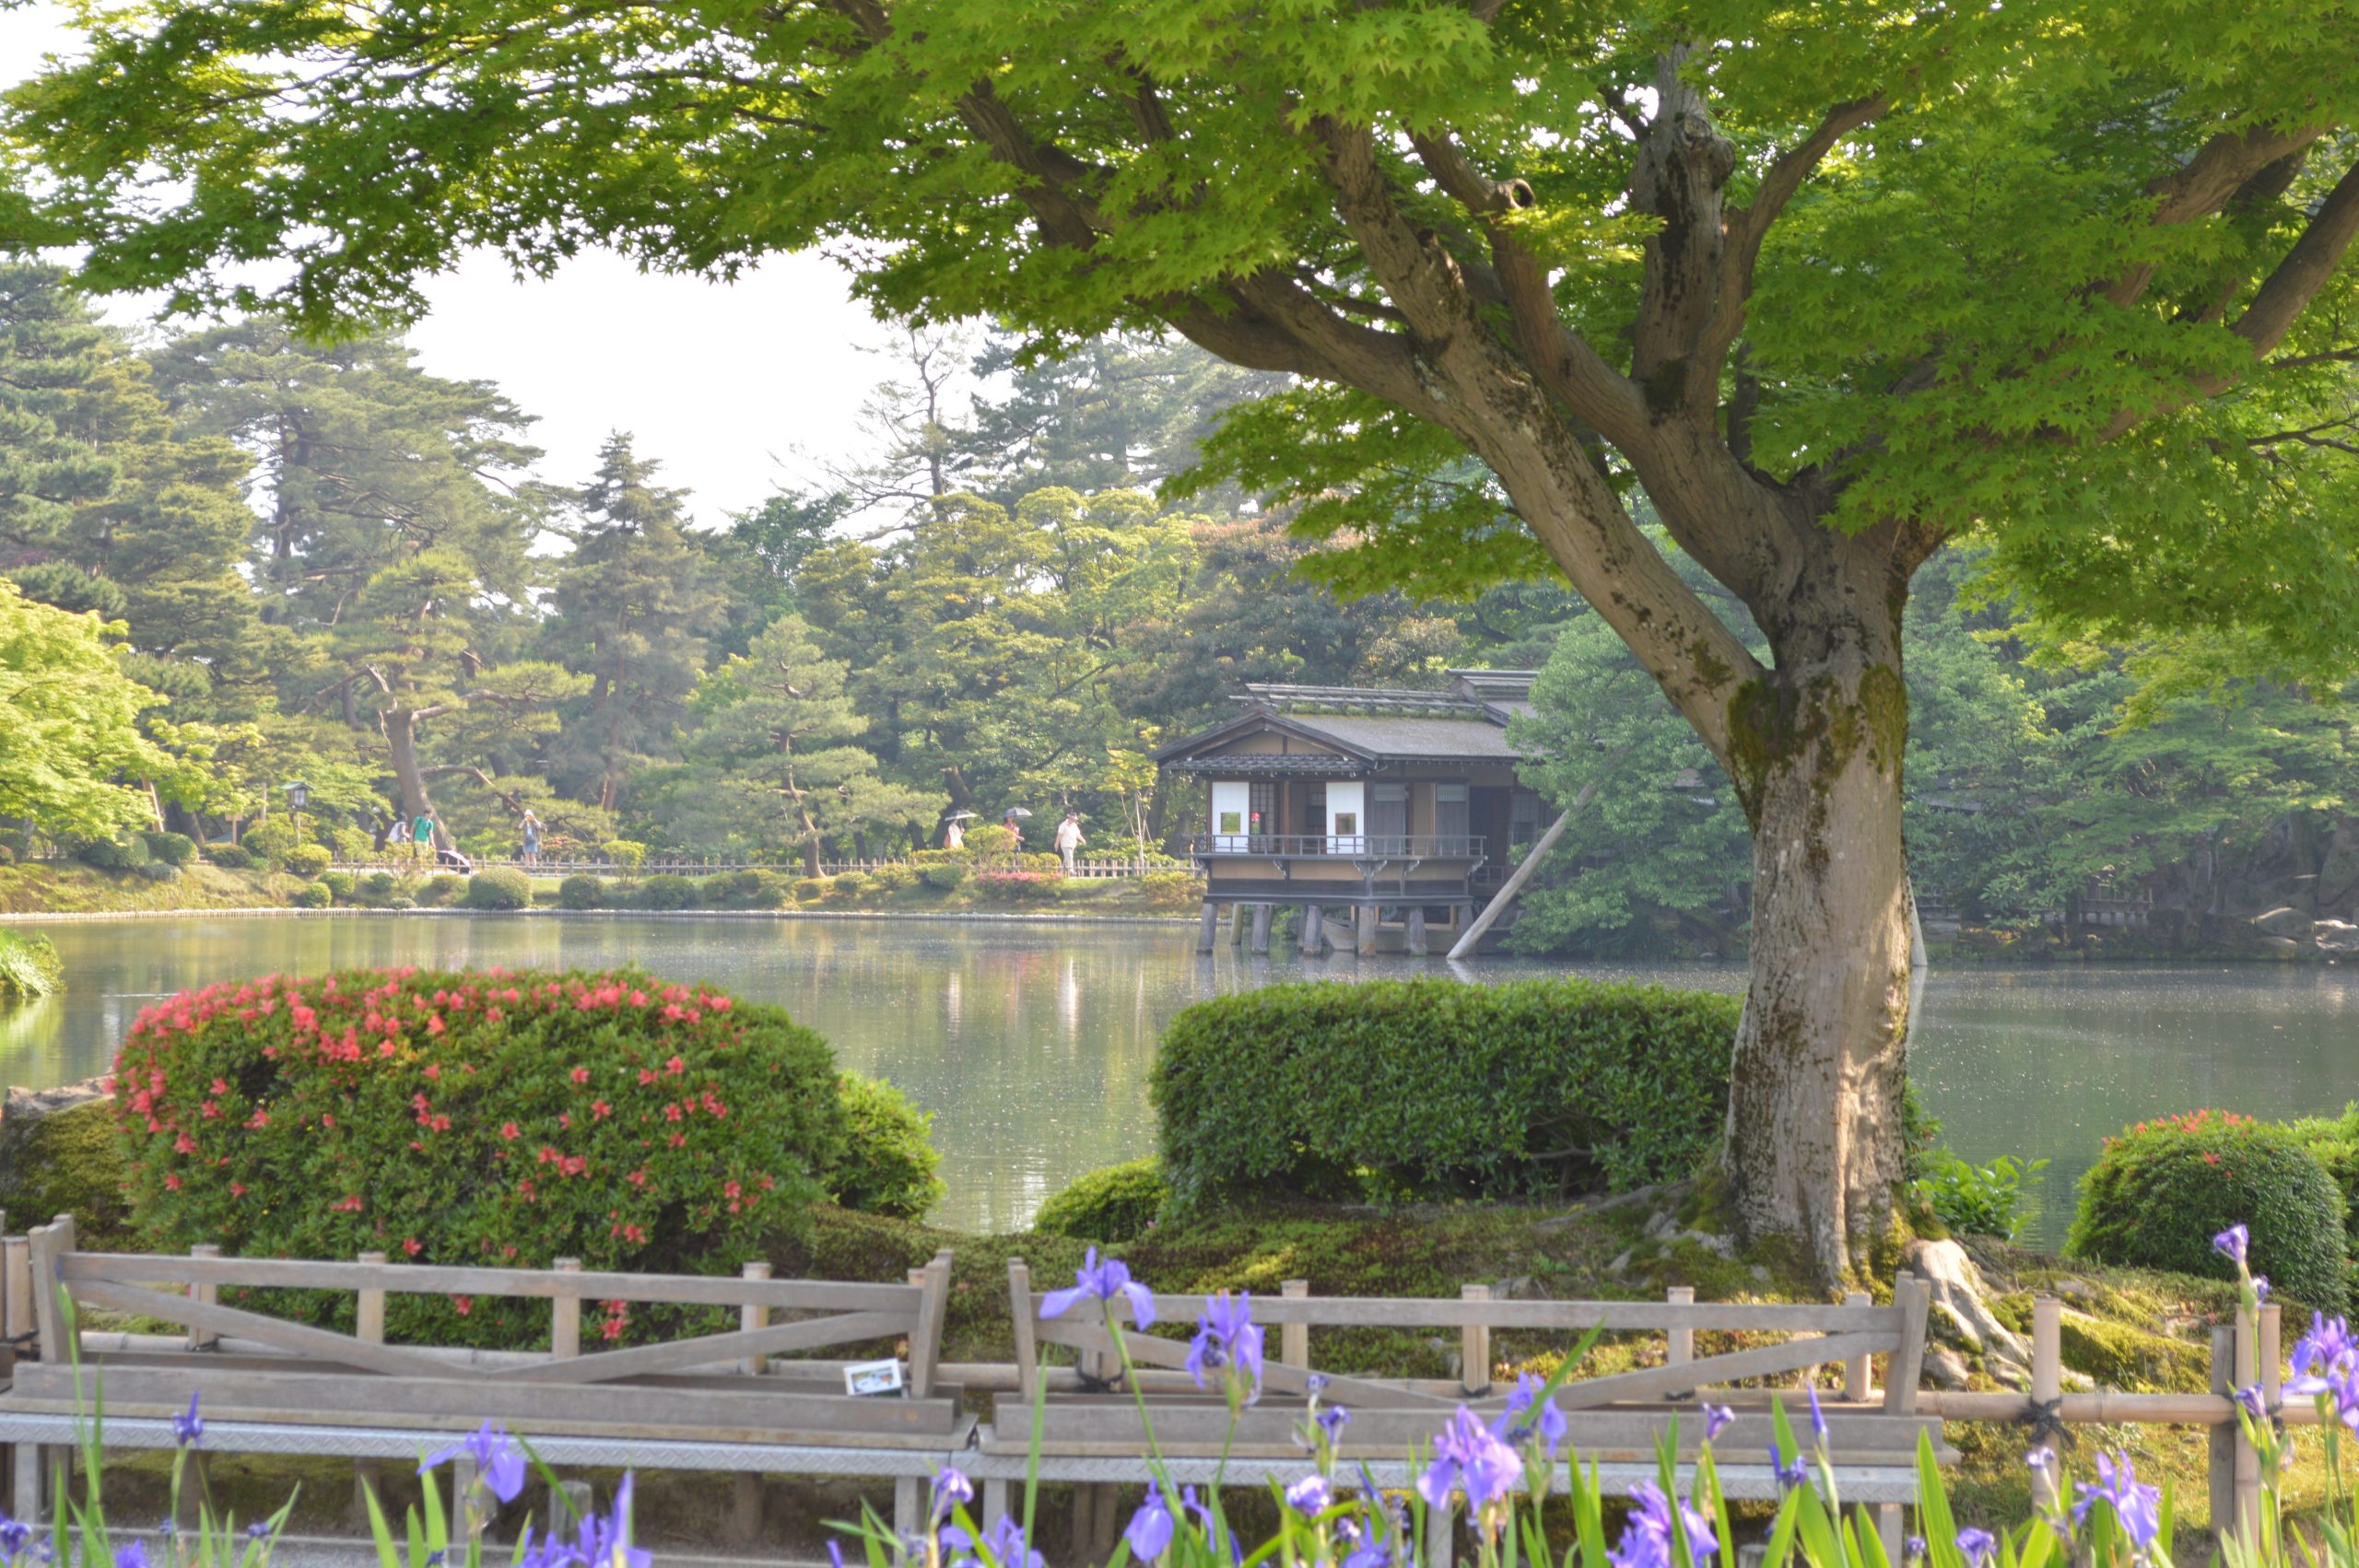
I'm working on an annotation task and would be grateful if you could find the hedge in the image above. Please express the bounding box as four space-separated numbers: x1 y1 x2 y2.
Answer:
282 844 333 879
1151 977 1741 1209
204 844 257 870
1035 1157 1169 1243
2067 1109 2349 1310
829 1072 945 1220
463 867 534 910
111 966 850 1348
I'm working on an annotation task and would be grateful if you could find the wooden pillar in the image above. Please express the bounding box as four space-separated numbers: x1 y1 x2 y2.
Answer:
1461 1284 1492 1396
2235 1295 2260 1543
352 1251 390 1525
1250 903 1273 954
2030 1297 2061 1510
1666 1285 1695 1399
734 1261 773 1544
1406 907 1428 956
1300 905 1324 955
2210 1324 2237 1547
1356 904 1379 955
1196 900 1217 954
1228 902 1248 945
1281 1280 1310 1371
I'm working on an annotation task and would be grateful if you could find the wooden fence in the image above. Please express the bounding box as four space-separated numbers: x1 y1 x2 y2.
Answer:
329 854 1171 880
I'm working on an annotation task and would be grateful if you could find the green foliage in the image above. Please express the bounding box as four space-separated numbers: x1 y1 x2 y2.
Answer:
600 840 646 871
974 870 1061 903
1152 977 1741 1209
415 873 465 907
2283 1103 2359 1257
135 860 178 883
1034 1157 1169 1244
73 837 141 872
356 871 399 905
280 843 332 880
866 862 915 894
1139 870 1204 908
1911 1152 2048 1240
0 1099 129 1244
0 926 63 998
919 862 969 893
557 874 604 911
203 840 255 871
141 831 197 868
2068 1109 2348 1310
827 1072 945 1221
240 819 297 860
114 966 846 1348
828 871 869 898
288 882 330 908
636 873 696 911
319 870 355 900
461 866 533 910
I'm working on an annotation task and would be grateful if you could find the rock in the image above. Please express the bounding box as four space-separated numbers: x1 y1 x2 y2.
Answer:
1644 1210 1676 1239
2315 919 2359 953
2252 906 2309 937
0 1077 112 1188
1493 1275 1551 1302
1924 1344 1973 1390
2259 935 2303 956
1749 1264 1770 1281
1903 1238 2031 1370
2053 1277 2102 1304
1607 1249 1635 1274
1672 1229 1734 1258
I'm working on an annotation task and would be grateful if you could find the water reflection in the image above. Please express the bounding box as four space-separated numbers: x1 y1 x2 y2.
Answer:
6 914 2354 1244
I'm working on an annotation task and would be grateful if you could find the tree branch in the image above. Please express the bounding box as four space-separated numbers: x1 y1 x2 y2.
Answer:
2102 123 2327 307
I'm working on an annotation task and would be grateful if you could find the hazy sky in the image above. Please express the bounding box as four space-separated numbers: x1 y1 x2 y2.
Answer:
0 6 910 528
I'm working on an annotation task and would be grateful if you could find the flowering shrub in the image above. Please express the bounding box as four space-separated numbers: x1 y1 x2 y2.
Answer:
1153 978 1739 1208
112 965 848 1348
974 870 1062 903
2068 1109 2347 1309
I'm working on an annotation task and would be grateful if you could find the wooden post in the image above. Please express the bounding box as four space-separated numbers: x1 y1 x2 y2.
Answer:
1300 905 1324 955
2235 1296 2260 1543
1423 1492 1452 1568
1250 903 1273 954
1282 1280 1310 1371
353 1251 390 1526
1406 907 1428 956
3 1236 31 1342
550 1258 582 1361
740 1261 773 1374
1228 902 1248 945
734 1261 774 1544
1666 1285 1695 1398
1843 1291 1872 1402
2030 1297 2061 1510
2210 1324 2236 1547
1197 901 1217 954
1461 1283 1492 1396
188 1244 222 1351
1447 778 1600 960
2262 1299 2283 1419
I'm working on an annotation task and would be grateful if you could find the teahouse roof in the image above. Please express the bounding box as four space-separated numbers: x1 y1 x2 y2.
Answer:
1153 670 1537 771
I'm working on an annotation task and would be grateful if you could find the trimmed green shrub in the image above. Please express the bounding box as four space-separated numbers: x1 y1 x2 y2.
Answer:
320 871 357 900
745 871 792 909
2067 1109 2348 1310
330 825 374 860
921 862 970 893
416 873 466 907
141 831 199 868
2285 1103 2359 1257
463 866 534 910
74 837 141 872
282 844 333 880
136 860 180 883
1140 870 1204 908
241 819 298 860
638 873 697 911
1152 977 1741 1208
557 875 604 911
828 872 870 899
975 870 1061 903
0 927 63 999
113 966 847 1348
793 876 831 902
1017 851 1064 875
867 863 916 894
205 843 257 870
1035 1157 1169 1244
357 871 399 905
0 1100 129 1244
828 1073 945 1221
600 840 647 872
288 883 332 908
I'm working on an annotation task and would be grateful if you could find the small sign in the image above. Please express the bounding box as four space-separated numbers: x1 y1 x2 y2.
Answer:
845 1358 906 1398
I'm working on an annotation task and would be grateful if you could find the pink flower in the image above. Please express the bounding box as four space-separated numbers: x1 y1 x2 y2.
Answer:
570 1067 591 1084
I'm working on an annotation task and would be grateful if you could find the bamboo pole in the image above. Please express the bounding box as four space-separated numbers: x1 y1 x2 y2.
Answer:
1446 778 1597 960
2029 1297 2060 1510
1461 1284 1492 1397
2236 1298 2260 1542
1843 1291 1872 1402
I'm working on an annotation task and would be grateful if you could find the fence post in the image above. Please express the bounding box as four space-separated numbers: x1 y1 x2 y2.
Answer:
352 1251 389 1527
2211 1324 2236 1549
550 1258 582 1361
1461 1283 1493 1397
1843 1290 1872 1401
1666 1285 1695 1398
1 1236 28 1345
1282 1280 1310 1371
2235 1296 2260 1543
735 1262 774 1544
2030 1297 2061 1510
186 1244 221 1352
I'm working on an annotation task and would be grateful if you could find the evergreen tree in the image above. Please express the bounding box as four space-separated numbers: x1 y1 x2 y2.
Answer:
0 263 116 556
541 435 729 811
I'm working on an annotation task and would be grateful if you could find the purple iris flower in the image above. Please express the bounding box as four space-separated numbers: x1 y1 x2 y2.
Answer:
1342 1519 1395 1568
244 1523 269 1543
2235 1384 2268 1421
1039 1247 1156 1328
171 1393 203 1448
1606 1481 1718 1568
1185 1292 1264 1405
1318 1404 1352 1441
1905 1537 1927 1562
1807 1386 1829 1447
2289 1314 2357 1396
1704 1404 1734 1442
2213 1224 2249 1267
1418 1407 1522 1513
1768 1441 1809 1493
0 1516 31 1556
1494 1372 1568 1457
1955 1527 1998 1566
2254 1276 2271 1305
1286 1475 1333 1515
933 1466 974 1523
970 1516 1044 1568
2025 1448 2053 1476
2072 1452 2162 1550
419 1421 528 1505
113 1547 147 1568
1123 1490 1176 1560
827 1545 846 1568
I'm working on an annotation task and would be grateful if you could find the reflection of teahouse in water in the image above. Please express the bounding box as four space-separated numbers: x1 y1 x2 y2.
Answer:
1153 670 1558 957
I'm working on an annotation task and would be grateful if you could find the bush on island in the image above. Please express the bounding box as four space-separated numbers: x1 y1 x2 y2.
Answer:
2286 1102 2359 1257
281 843 333 880
1152 977 1740 1210
113 966 849 1348
920 862 969 893
204 843 256 870
2067 1108 2347 1309
463 866 534 910
141 831 198 868
0 1098 129 1243
828 1072 945 1221
288 882 331 908
599 839 647 872
866 862 915 894
356 871 399 905
745 870 792 908
72 837 141 872
415 873 466 907
637 873 697 911
557 874 604 911
827 872 869 899
136 860 179 883
793 876 831 903
1034 1157 1169 1244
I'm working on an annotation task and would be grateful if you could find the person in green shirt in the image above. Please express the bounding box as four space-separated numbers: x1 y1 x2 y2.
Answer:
411 809 435 859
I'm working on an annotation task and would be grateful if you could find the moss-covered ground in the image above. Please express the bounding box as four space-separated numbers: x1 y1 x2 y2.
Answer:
0 863 304 916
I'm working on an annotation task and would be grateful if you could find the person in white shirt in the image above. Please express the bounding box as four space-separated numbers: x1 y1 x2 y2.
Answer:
944 817 965 850
1053 812 1085 875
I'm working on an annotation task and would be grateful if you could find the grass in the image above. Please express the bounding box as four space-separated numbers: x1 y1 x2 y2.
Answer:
0 862 304 916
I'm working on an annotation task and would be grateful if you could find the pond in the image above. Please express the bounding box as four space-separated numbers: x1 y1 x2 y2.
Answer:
6 912 2355 1246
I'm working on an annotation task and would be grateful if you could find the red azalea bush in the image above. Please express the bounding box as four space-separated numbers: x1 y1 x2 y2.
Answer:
112 965 848 1347
974 870 1062 903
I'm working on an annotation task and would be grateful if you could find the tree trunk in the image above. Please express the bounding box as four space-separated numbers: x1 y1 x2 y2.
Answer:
382 708 447 851
1719 587 1913 1281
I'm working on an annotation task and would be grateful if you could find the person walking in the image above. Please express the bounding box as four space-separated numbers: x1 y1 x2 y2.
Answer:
943 816 965 851
1054 811 1086 876
520 809 542 867
388 814 411 859
412 807 436 860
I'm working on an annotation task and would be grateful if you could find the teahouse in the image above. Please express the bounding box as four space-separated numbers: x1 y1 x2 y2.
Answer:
1153 669 1555 954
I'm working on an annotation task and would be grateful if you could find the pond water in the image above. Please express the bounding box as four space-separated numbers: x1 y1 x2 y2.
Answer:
5 913 2355 1245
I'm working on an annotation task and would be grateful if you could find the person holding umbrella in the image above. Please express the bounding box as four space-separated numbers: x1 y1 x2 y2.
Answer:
944 812 971 850
1002 806 1030 849
1054 811 1086 876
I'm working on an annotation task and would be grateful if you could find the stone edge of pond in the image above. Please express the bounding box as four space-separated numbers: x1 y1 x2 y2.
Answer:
2 906 1202 927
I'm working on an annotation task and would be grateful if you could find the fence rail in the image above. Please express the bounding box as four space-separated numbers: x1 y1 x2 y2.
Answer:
1185 834 1487 859
327 854 1173 880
